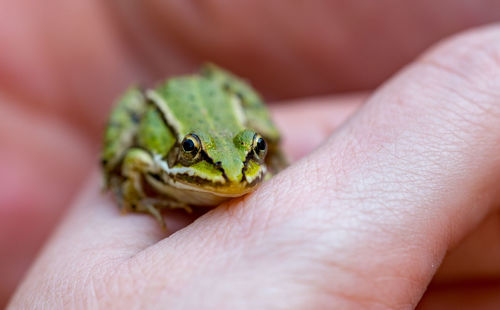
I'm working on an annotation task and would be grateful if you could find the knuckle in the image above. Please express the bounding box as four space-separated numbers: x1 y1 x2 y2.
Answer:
416 25 500 118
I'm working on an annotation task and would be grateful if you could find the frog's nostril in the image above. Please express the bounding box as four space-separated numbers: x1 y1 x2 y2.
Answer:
215 161 222 167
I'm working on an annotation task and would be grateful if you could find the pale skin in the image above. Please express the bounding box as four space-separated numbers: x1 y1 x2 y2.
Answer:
2 1 500 309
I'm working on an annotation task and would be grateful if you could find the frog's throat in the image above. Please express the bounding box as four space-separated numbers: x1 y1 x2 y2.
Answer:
153 155 266 196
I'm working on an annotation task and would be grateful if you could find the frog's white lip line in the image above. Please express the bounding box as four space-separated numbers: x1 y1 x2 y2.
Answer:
153 155 265 194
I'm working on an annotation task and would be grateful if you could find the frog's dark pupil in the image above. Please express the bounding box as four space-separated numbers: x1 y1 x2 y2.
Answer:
183 139 196 152
257 137 266 152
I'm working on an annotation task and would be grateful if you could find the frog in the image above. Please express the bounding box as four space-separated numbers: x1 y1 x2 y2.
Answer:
100 63 287 227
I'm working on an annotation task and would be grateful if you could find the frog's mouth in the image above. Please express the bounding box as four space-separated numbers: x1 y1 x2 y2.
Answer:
153 156 267 196
175 177 262 196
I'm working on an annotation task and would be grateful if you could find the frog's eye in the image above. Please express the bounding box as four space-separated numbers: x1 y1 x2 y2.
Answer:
252 133 267 162
180 134 202 162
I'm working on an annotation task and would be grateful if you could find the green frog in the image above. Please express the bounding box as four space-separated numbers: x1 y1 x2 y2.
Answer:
101 64 286 227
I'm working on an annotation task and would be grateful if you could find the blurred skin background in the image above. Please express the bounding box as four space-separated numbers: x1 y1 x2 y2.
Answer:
1 0 500 307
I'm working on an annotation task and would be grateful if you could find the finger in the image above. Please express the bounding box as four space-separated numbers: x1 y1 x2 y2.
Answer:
0 0 141 138
116 1 500 97
141 25 500 308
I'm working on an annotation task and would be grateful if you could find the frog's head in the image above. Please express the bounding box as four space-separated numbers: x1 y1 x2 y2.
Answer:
167 129 268 196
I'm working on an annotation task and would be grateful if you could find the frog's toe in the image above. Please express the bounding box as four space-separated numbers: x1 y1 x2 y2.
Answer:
144 204 166 229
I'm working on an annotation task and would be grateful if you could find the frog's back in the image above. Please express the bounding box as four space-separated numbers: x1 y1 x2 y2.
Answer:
150 75 246 140
200 63 281 144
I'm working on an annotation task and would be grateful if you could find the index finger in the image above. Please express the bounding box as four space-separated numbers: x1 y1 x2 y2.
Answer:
138 26 500 308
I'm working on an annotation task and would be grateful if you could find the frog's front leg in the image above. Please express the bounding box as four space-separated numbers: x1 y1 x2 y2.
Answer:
119 148 172 227
119 148 192 228
120 148 159 221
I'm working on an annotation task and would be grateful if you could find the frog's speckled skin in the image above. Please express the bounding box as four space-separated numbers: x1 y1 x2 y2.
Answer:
101 64 286 226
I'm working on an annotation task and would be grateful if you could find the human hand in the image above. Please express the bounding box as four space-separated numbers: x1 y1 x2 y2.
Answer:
3 1 500 308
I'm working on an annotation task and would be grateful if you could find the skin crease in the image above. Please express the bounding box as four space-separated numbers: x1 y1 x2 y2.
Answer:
1 0 500 308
